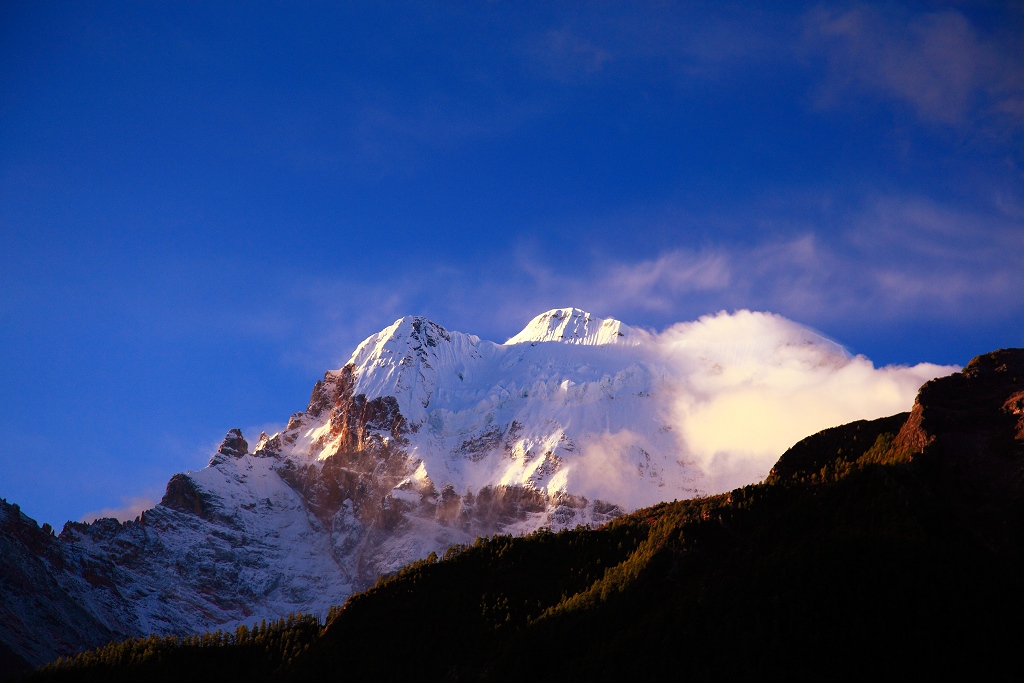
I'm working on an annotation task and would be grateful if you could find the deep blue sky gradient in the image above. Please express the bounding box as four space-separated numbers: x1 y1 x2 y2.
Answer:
2 2 1023 526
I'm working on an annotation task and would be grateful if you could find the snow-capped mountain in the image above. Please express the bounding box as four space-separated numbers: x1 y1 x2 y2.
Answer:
301 307 696 509
0 308 949 666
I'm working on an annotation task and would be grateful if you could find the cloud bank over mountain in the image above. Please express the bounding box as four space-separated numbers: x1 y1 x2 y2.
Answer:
516 309 954 507
650 310 951 494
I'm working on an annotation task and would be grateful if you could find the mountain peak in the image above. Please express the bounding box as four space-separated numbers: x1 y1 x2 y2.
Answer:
348 316 454 364
218 429 248 458
390 315 452 344
505 308 639 346
344 315 481 423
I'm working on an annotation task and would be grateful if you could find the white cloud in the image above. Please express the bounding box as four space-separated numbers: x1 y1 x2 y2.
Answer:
653 310 952 493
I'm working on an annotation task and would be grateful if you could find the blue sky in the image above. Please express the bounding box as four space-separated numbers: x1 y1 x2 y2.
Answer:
2 1 1023 527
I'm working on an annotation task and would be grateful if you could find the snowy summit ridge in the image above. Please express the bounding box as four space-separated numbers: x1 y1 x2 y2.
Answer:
504 307 640 346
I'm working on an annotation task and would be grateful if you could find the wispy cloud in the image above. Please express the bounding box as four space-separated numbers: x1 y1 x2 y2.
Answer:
504 195 1024 328
81 495 157 524
279 193 1023 371
517 4 1024 131
526 28 613 80
520 6 786 84
804 5 1024 129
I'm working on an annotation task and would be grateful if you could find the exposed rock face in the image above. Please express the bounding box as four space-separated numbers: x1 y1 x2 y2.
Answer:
894 348 1024 465
160 473 215 519
889 349 1024 549
217 429 249 458
771 349 1024 491
0 500 122 667
768 348 1024 556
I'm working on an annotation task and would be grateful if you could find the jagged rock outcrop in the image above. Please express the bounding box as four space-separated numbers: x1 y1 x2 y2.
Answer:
160 474 214 519
893 348 1024 464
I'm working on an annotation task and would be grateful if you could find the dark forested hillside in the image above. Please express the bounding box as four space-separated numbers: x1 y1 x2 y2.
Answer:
20 349 1024 682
